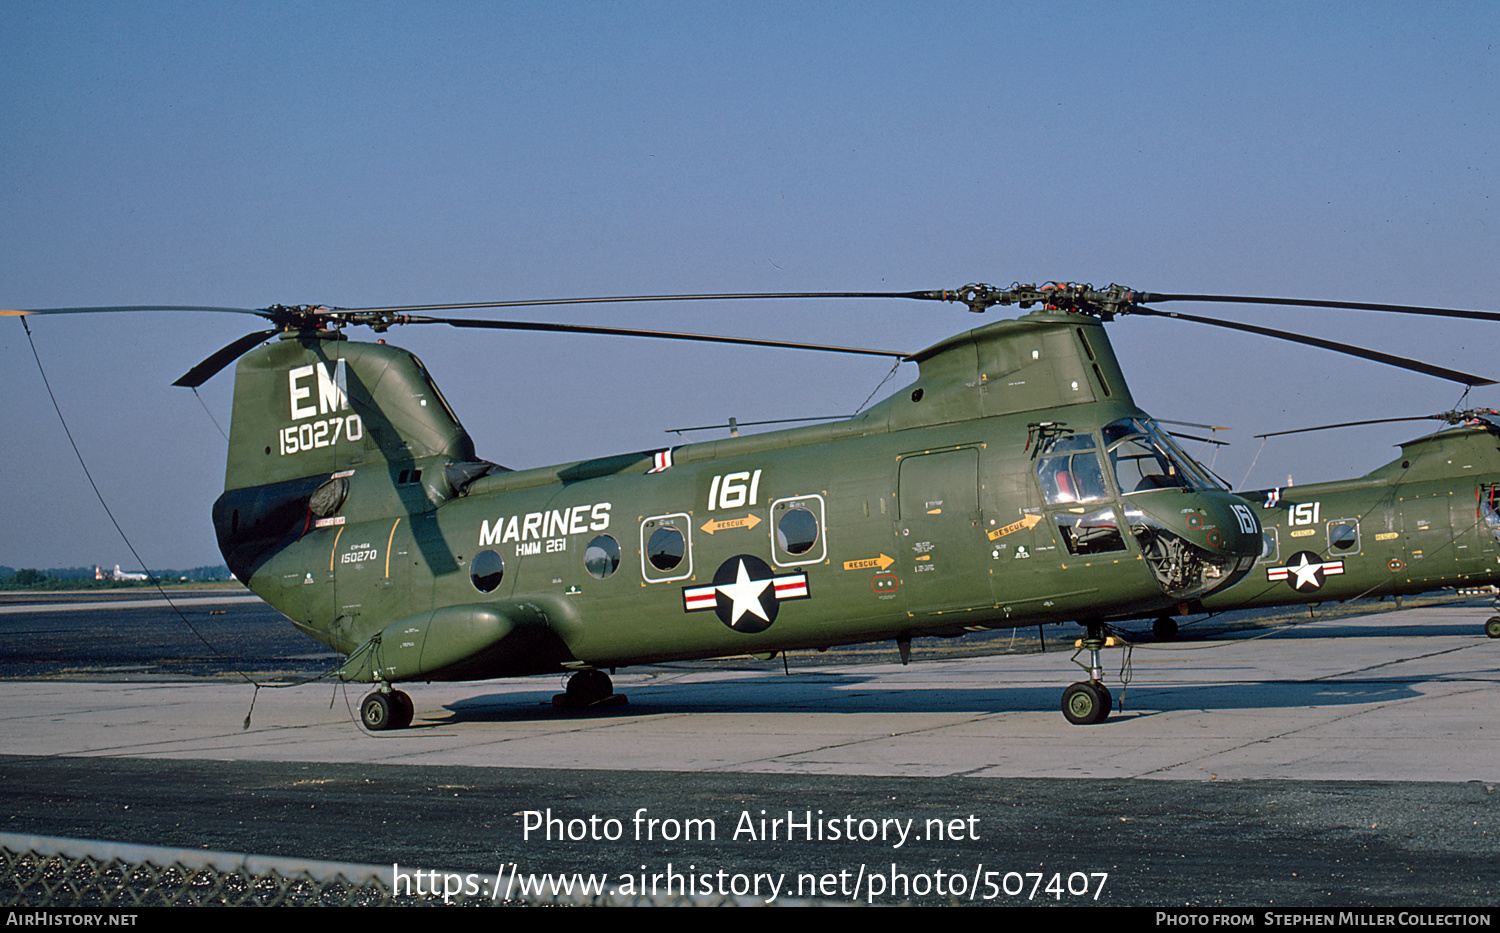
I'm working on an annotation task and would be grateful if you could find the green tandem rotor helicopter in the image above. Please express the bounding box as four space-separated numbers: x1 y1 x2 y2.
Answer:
1142 409 1500 641
10 283 1499 728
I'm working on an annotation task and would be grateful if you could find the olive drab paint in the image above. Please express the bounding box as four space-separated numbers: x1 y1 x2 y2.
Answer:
1196 421 1500 617
211 310 1267 726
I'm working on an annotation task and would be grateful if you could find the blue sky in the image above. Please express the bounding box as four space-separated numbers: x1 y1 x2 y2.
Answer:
3 1 1497 569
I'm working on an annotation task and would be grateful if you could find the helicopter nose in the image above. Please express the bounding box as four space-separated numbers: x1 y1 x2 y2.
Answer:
1203 492 1263 559
1189 491 1263 593
1123 490 1260 601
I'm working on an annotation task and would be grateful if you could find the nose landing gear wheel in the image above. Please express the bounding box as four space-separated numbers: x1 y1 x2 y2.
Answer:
1061 681 1112 725
1061 623 1124 724
1485 616 1500 639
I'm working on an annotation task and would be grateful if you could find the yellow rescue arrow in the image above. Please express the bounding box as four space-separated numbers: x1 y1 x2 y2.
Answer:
842 554 896 571
700 513 762 535
987 513 1042 541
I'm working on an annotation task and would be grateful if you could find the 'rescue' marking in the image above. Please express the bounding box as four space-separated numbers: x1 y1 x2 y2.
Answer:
701 513 762 535
843 554 895 571
987 514 1041 541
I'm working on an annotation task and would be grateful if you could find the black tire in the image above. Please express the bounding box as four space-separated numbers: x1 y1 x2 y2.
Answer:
567 669 613 705
1061 682 1109 725
1486 616 1500 639
390 690 415 729
361 692 396 731
1153 615 1179 640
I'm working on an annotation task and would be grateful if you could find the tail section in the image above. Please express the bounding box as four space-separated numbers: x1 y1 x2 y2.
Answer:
223 330 474 490
212 330 476 582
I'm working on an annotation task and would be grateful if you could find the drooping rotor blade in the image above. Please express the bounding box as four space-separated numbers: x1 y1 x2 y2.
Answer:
1138 293 1500 324
173 330 280 387
406 315 910 359
1254 410 1499 439
1167 431 1229 446
1129 305 1495 387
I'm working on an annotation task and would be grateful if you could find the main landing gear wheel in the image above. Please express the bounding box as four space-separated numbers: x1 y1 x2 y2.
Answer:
553 669 625 708
1153 615 1179 641
1061 681 1112 725
361 689 414 730
1486 616 1500 639
390 690 415 729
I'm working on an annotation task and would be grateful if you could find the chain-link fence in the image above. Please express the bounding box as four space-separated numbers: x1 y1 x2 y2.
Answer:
0 833 824 907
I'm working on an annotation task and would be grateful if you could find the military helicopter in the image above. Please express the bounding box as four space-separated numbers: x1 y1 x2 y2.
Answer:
9 283 1496 728
1144 410 1500 640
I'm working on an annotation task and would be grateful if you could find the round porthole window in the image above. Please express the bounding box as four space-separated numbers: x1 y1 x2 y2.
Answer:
585 534 621 579
470 549 505 593
777 507 819 555
1330 523 1358 551
646 525 685 571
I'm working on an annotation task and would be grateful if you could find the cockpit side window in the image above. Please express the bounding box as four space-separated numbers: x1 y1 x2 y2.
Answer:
1035 433 1110 505
1037 452 1110 505
1482 483 1500 545
1053 506 1127 555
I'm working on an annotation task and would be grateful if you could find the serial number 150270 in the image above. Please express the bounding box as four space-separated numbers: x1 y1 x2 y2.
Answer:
280 414 364 456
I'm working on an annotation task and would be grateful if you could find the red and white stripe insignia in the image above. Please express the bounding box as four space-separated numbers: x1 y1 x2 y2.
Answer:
682 584 717 611
647 449 674 473
774 575 809 599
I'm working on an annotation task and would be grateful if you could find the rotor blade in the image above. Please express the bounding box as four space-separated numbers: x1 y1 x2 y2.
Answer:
1253 411 1498 439
3 305 264 317
172 330 280 387
408 315 910 359
1129 305 1496 387
667 415 849 434
1168 431 1229 446
1139 293 1500 324
1156 418 1231 431
336 291 941 315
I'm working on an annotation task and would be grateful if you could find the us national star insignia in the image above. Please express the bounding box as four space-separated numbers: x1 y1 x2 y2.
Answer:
1267 550 1345 593
682 554 810 633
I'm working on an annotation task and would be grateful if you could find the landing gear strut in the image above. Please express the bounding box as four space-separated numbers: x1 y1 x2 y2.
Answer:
553 669 627 709
360 687 415 731
1062 624 1120 725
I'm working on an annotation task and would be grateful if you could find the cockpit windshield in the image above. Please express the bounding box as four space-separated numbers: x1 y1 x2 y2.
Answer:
1101 418 1222 493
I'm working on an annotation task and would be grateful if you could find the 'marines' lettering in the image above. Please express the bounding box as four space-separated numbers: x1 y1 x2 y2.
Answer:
479 503 612 546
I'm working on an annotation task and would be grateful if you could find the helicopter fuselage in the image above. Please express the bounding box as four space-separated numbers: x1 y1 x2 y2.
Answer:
1202 424 1500 612
210 313 1262 689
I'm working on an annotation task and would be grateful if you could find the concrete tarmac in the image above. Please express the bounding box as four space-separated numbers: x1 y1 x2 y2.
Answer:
1 596 1497 906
